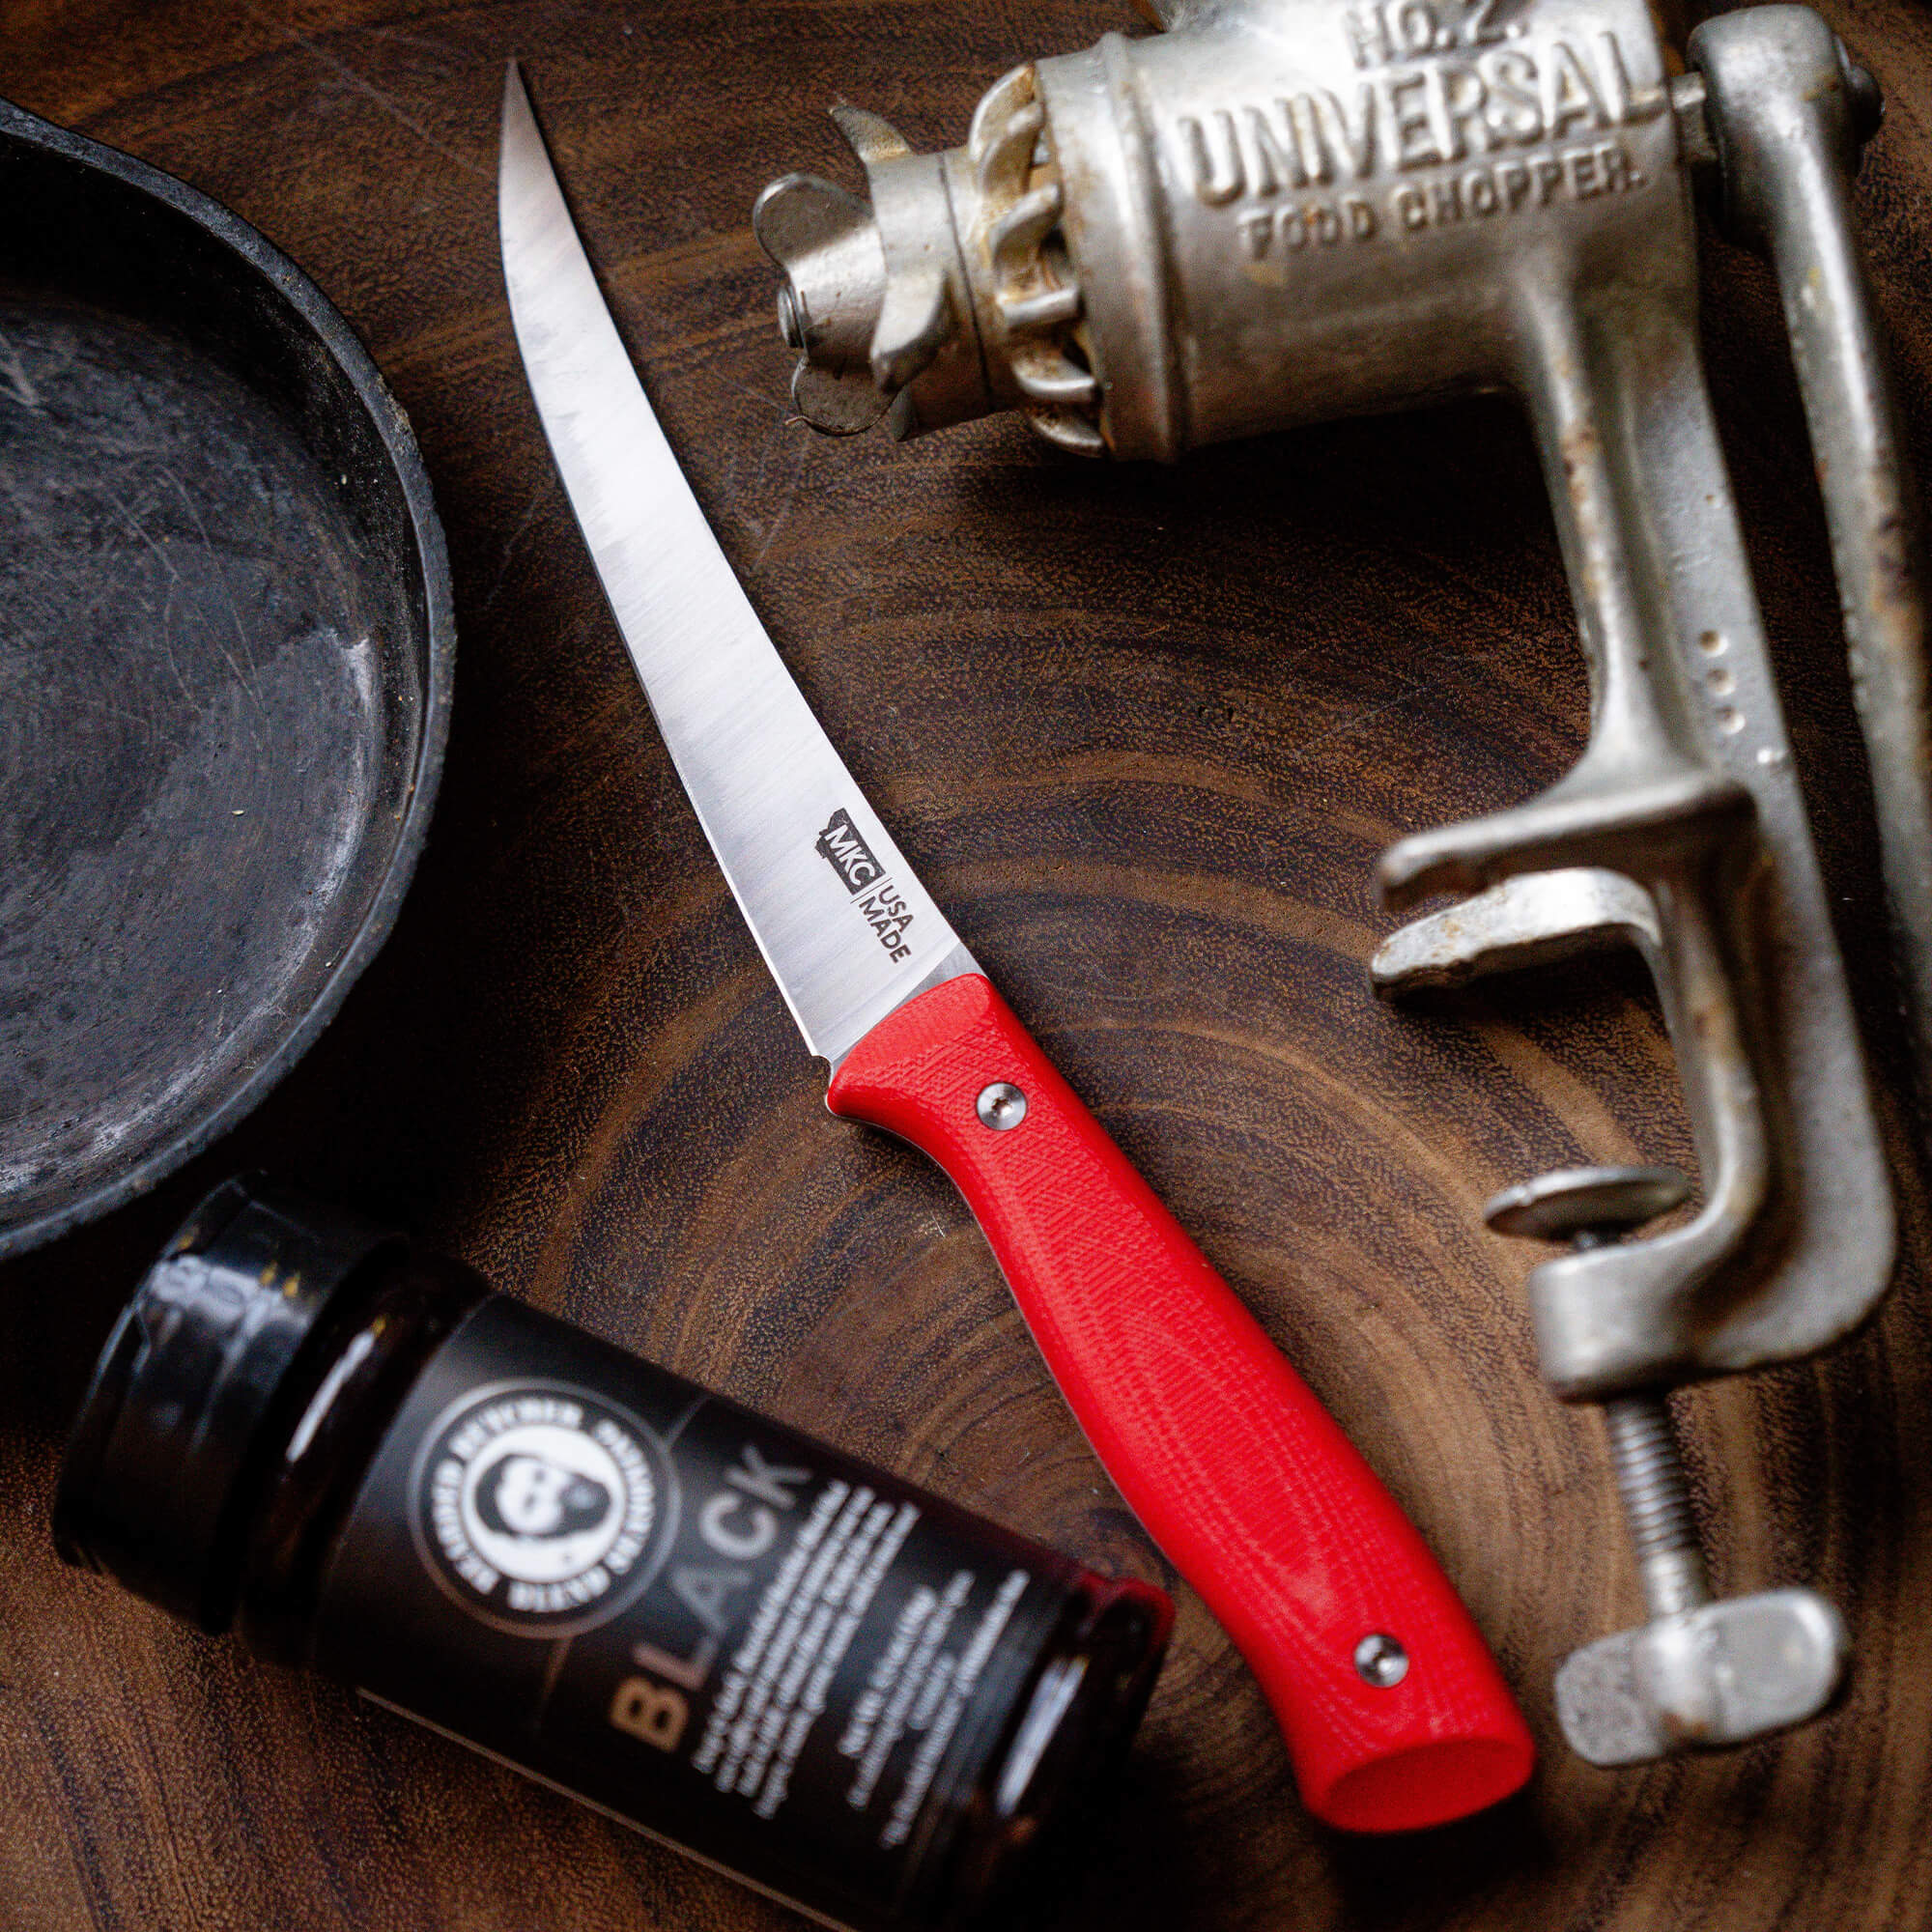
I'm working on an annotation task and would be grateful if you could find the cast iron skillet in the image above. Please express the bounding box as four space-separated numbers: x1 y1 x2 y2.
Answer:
0 98 454 1259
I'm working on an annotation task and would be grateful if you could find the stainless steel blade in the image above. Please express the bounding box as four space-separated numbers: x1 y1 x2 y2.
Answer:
498 65 973 1066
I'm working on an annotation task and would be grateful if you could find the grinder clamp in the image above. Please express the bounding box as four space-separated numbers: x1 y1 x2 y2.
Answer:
754 1 1930 1767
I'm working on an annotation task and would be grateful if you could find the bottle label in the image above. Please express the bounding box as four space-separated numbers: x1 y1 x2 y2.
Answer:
315 1296 1081 1929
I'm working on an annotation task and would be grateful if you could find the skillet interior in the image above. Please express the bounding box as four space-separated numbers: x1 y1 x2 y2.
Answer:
0 99 454 1258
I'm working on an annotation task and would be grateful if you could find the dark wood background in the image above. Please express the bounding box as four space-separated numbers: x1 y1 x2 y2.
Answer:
5 1 1932 1926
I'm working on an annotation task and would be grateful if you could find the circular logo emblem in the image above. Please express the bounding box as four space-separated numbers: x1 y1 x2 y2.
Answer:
412 1381 672 1634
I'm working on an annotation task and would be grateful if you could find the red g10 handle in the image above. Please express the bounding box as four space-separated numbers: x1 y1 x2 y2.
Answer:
828 973 1533 1833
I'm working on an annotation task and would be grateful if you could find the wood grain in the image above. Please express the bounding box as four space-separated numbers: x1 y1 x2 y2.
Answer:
2 3 1930 1928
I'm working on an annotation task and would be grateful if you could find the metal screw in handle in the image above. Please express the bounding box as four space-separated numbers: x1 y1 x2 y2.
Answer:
1353 1632 1409 1688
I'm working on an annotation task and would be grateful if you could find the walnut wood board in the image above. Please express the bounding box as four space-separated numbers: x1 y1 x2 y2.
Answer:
4 3 1931 1928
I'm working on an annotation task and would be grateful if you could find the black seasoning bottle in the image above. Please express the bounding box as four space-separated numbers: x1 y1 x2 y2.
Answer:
55 1179 1172 1932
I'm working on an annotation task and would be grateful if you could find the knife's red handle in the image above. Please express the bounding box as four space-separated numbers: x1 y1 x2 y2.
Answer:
828 973 1532 1833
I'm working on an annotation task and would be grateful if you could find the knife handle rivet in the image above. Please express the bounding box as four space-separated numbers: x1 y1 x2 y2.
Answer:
976 1082 1029 1131
1354 1633 1409 1689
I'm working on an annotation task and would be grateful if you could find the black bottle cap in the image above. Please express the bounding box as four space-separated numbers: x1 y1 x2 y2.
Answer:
54 1177 403 1632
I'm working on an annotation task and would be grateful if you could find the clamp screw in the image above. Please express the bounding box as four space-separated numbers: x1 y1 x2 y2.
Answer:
977 1082 1028 1130
1486 1165 1712 1619
1486 1164 1846 1764
1599 1395 1710 1619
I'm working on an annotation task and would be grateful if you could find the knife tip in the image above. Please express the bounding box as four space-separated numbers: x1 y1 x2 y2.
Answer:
502 58 533 128
500 59 541 188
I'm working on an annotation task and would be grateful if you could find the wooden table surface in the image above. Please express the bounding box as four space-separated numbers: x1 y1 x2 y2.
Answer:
5 2 1932 1927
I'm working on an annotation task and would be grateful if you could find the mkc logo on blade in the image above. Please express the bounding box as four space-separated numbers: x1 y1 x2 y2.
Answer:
816 809 916 963
816 809 884 893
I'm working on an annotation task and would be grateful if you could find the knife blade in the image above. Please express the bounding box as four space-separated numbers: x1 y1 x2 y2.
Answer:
498 63 1532 1833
